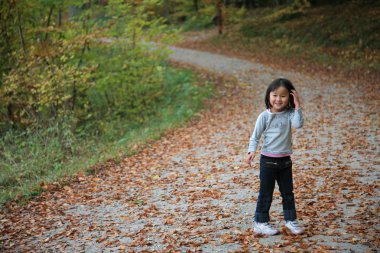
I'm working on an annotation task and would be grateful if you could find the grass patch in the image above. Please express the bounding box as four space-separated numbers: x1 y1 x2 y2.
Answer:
0 66 213 206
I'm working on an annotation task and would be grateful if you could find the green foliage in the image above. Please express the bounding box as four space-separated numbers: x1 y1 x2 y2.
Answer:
0 66 212 205
224 7 248 25
1 49 92 130
181 5 216 31
83 44 166 125
0 0 213 205
238 4 380 69
0 0 177 131
0 125 66 189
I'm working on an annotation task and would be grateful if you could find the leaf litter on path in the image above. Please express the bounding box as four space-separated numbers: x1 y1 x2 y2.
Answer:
0 44 379 252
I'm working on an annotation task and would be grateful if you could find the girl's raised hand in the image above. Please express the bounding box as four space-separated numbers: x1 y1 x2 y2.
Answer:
290 89 301 109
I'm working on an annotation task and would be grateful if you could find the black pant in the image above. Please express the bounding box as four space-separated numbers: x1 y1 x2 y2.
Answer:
255 155 297 223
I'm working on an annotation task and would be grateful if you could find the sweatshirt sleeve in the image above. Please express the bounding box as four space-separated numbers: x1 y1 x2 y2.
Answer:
248 112 266 154
290 108 304 129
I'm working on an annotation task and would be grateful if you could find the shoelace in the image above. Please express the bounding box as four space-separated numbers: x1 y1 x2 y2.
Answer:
288 221 300 228
261 222 275 228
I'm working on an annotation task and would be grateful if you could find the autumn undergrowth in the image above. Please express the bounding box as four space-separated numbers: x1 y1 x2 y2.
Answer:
192 3 380 72
243 4 379 70
0 0 217 206
180 5 215 31
0 65 212 206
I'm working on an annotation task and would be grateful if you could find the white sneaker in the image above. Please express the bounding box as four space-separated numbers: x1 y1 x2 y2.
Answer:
285 220 305 235
253 222 279 235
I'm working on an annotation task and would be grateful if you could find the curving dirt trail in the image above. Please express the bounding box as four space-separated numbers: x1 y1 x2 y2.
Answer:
1 44 379 252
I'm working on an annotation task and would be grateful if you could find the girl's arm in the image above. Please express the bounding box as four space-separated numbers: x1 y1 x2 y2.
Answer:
290 109 304 128
247 113 266 166
290 90 304 128
248 113 266 153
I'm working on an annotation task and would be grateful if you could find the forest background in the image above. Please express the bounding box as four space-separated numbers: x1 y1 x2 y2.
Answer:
0 0 379 205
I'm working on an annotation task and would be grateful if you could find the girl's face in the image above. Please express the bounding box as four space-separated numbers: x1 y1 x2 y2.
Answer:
269 86 290 112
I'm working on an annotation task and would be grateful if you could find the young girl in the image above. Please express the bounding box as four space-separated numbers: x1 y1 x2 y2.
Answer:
246 78 305 236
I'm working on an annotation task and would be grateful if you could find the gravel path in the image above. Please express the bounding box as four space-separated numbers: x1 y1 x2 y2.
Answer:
168 46 269 75
1 46 379 252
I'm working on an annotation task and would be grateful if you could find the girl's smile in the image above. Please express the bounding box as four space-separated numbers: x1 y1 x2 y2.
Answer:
269 86 290 112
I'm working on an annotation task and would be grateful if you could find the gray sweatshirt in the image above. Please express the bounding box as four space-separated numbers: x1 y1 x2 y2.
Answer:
248 108 303 155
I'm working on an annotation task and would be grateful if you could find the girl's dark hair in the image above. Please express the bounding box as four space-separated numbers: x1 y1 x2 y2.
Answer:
265 78 296 109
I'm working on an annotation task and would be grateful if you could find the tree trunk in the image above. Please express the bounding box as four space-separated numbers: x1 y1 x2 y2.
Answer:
193 0 199 12
0 1 14 74
73 0 92 110
216 2 223 35
16 7 26 54
58 6 62 27
163 0 170 22
45 4 55 41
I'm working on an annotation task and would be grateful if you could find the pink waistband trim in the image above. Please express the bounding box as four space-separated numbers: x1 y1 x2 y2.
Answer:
261 152 291 158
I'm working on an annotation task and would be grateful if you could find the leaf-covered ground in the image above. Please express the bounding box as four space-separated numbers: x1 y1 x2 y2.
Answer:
1 35 379 252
